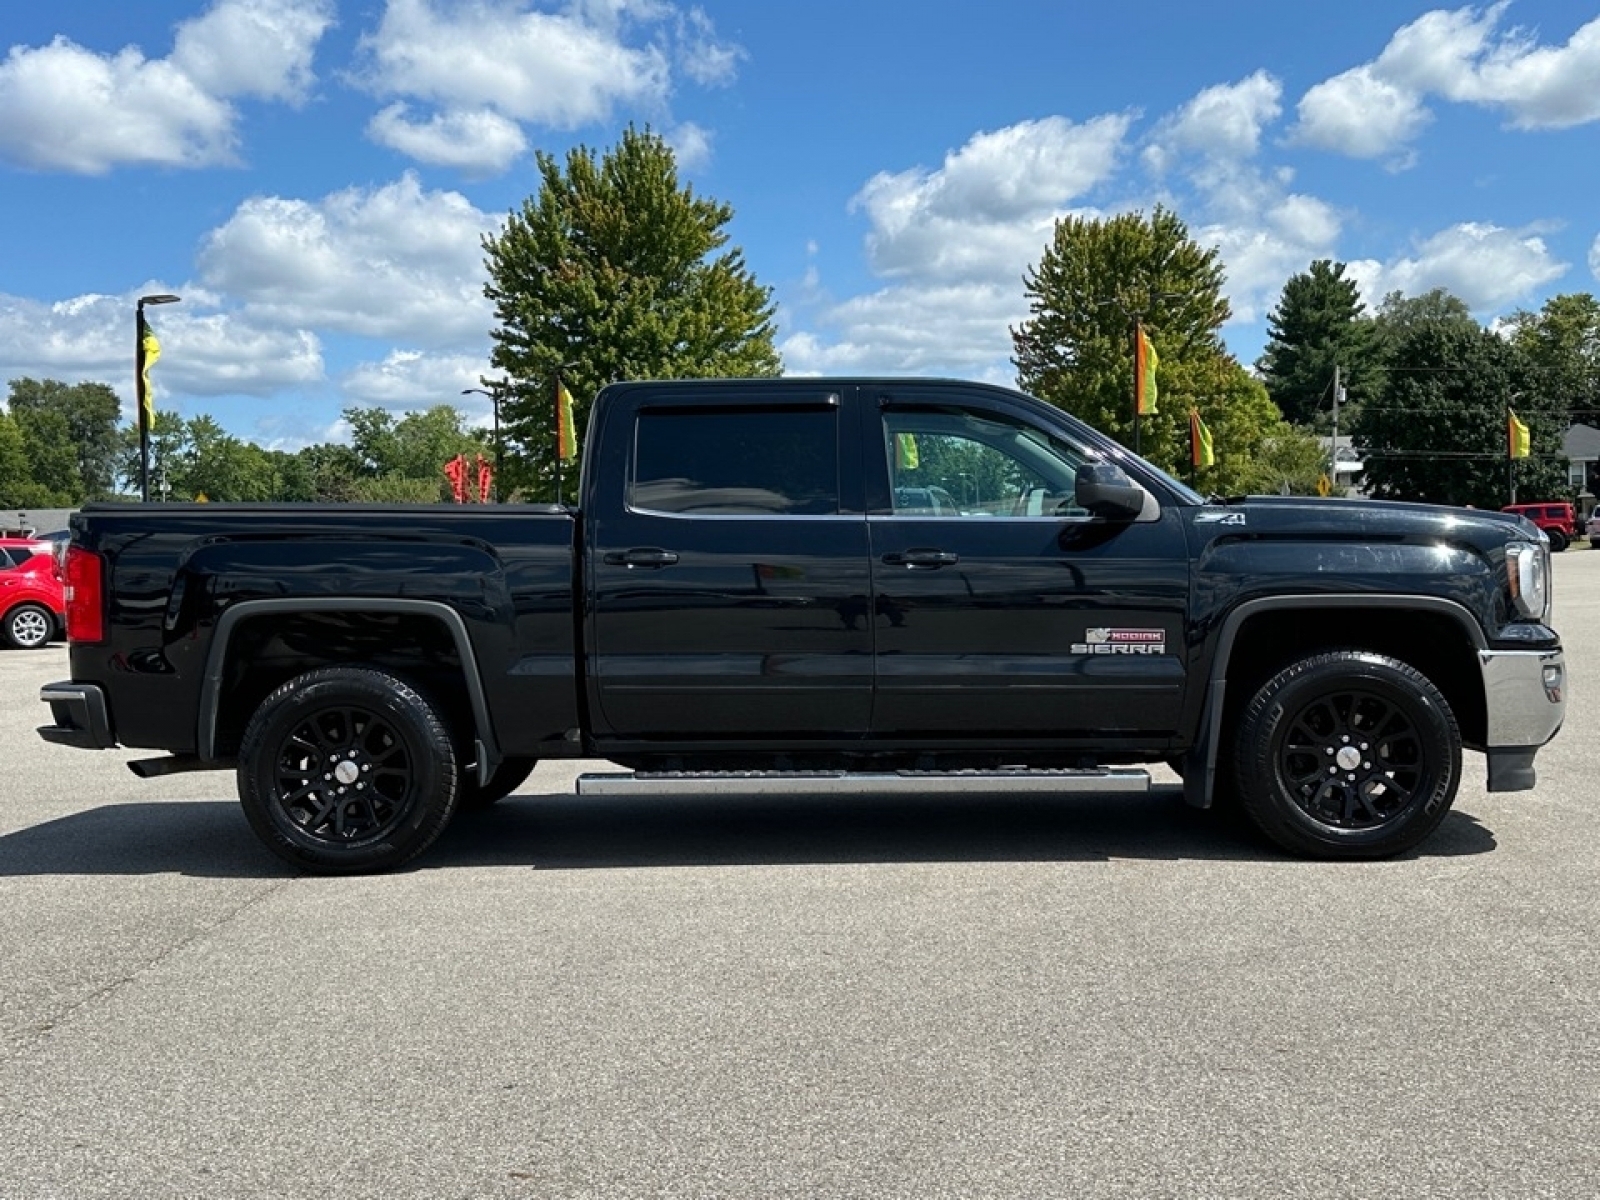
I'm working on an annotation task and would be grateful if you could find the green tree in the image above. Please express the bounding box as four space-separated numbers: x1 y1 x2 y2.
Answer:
167 415 276 501
1370 288 1478 366
483 125 781 500
343 404 487 501
11 404 80 504
7 378 121 499
1162 354 1287 496
1235 424 1330 496
1502 292 1600 427
0 411 53 506
295 442 366 502
1354 320 1564 506
1011 206 1238 476
115 408 188 497
1256 260 1374 428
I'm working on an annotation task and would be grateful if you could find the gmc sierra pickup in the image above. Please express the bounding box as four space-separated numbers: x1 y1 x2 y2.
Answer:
38 377 1566 872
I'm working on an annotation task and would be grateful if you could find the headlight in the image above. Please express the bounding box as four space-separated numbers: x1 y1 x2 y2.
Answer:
1506 541 1549 620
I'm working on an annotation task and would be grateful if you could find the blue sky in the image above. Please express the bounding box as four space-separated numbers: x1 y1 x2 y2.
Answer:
1 1 1597 451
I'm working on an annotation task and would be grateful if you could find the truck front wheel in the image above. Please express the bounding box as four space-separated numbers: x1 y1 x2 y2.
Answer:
237 666 458 873
1233 651 1461 859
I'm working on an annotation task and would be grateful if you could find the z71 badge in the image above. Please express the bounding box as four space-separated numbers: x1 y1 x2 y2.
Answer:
1071 627 1167 655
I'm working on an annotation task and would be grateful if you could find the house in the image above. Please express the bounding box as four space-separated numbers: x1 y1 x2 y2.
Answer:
1318 435 1366 496
1562 424 1600 518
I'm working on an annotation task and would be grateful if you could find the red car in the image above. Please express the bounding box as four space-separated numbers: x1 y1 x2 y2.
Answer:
0 537 65 649
1501 502 1582 552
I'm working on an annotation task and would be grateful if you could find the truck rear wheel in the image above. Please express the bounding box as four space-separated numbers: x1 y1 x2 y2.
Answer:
1233 651 1460 859
237 667 458 873
457 756 536 811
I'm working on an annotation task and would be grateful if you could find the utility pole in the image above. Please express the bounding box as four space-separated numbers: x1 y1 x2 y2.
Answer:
1330 364 1341 491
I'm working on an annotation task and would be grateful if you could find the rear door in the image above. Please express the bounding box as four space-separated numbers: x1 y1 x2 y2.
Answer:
587 384 874 739
864 384 1191 742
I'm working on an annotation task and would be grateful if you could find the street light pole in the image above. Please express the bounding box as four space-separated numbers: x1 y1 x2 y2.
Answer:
462 381 507 502
135 292 181 502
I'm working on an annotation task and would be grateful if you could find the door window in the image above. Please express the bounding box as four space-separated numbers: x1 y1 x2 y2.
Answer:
881 407 1092 518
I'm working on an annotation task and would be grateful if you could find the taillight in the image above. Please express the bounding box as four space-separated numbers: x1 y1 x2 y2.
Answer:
64 546 106 643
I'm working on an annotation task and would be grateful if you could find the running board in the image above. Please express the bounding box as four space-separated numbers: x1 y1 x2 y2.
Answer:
576 767 1152 797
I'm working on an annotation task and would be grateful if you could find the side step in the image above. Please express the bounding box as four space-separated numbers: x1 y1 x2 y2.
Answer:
576 767 1151 797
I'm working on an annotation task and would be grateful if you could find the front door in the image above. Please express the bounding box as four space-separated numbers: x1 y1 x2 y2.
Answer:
865 385 1191 742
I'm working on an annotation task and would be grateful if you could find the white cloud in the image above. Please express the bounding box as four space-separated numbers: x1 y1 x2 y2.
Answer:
852 115 1132 283
1590 233 1600 282
342 349 492 410
1291 6 1600 163
674 6 744 86
1466 15 1600 128
1343 222 1568 313
1200 192 1346 324
196 172 498 345
354 0 743 173
358 0 670 127
171 0 334 103
0 290 322 426
666 121 713 172
1373 3 1506 94
781 282 1023 379
1291 65 1431 163
1144 71 1282 173
0 0 333 174
367 104 528 174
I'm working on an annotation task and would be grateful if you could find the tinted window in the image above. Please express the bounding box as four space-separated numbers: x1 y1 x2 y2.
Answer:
632 407 839 515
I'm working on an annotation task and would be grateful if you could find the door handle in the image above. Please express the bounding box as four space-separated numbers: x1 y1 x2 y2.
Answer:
881 548 959 568
603 547 680 568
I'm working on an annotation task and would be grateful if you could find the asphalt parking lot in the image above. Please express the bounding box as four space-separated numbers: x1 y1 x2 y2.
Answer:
1 556 1596 1199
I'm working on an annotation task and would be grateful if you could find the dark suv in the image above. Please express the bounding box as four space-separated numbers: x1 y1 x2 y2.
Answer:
1502 502 1582 552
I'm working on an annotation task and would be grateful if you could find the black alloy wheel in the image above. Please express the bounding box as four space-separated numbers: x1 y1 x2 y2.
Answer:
1233 651 1461 859
237 667 458 873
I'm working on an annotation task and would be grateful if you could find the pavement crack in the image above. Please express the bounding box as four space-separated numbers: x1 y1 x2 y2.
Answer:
2 875 297 1065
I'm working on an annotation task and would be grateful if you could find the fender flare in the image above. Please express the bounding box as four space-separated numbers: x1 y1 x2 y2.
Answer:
1184 594 1486 809
196 597 502 783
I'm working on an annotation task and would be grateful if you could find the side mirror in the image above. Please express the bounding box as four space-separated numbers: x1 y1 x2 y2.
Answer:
1074 461 1144 520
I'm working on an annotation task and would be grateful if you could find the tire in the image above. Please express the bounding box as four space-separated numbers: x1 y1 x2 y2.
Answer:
1547 529 1569 552
457 756 536 812
4 603 54 649
1233 651 1461 859
236 667 459 873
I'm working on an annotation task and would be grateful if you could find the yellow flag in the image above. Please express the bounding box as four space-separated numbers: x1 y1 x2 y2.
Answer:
139 315 161 436
1507 409 1531 459
1189 410 1214 468
557 380 577 461
1136 325 1158 415
894 432 919 470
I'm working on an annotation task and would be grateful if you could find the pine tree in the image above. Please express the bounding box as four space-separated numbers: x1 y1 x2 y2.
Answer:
1257 260 1373 428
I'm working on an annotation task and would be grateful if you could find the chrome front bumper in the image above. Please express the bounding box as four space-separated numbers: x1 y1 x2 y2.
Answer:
1480 647 1565 749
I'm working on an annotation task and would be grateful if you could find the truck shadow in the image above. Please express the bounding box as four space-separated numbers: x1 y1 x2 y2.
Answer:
432 787 1498 869
0 786 1496 877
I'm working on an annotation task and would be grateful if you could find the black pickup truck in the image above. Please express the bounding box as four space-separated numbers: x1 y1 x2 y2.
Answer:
39 378 1565 872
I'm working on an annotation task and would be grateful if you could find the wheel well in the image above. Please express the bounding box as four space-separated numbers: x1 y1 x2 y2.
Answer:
209 610 479 759
1218 607 1486 749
